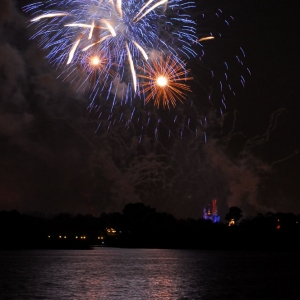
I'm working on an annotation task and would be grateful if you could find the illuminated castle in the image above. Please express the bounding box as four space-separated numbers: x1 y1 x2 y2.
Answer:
203 199 220 223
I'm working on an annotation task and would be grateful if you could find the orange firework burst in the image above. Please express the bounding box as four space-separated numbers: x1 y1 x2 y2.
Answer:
81 50 115 87
138 55 193 108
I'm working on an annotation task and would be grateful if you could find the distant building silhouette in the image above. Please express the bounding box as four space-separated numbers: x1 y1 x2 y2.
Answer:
203 199 220 223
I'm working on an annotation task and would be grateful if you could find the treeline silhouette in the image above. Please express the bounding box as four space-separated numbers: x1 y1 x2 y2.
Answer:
1 203 299 250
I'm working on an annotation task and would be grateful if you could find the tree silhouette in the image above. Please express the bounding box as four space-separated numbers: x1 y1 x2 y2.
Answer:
225 206 243 224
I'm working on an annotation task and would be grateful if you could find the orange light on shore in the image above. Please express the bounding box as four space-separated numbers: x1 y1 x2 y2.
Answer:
228 219 235 226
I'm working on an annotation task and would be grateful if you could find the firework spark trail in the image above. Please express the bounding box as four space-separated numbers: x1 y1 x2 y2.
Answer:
133 0 168 23
30 12 69 22
133 0 158 20
67 38 81 64
198 36 214 42
126 42 137 93
82 35 112 51
132 41 148 60
244 108 286 151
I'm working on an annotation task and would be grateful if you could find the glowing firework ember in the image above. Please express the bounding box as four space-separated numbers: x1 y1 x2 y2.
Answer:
138 55 193 108
24 0 198 104
83 50 114 87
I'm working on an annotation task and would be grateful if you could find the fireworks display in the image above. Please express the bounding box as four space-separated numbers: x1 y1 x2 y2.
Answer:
24 0 249 142
24 0 198 105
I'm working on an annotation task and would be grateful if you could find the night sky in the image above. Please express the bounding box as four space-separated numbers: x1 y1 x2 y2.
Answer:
0 0 299 220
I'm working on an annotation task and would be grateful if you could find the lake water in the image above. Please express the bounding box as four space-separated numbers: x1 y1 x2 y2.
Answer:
0 248 299 299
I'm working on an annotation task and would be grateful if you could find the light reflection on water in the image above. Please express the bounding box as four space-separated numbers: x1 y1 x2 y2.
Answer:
0 248 299 299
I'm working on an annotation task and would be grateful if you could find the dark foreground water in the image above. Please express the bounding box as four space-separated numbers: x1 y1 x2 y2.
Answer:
0 248 299 299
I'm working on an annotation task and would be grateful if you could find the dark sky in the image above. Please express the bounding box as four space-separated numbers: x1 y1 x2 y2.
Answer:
0 0 299 220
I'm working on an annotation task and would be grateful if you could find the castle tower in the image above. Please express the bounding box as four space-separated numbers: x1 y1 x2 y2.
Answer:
211 199 217 215
203 199 220 223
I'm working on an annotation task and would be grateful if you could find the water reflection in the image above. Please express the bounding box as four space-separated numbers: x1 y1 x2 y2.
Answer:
0 248 299 299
